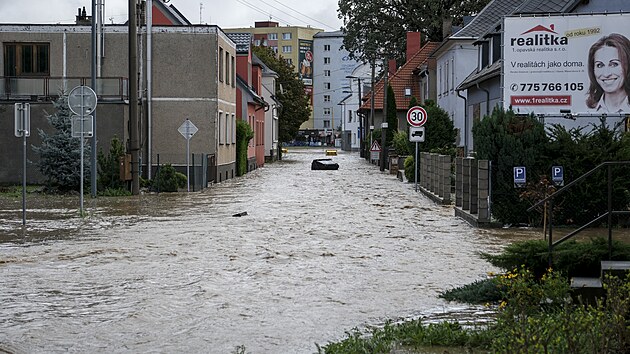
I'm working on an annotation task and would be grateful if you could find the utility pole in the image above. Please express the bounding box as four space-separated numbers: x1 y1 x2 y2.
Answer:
369 59 376 161
380 59 388 172
357 78 363 157
129 0 140 195
90 0 97 197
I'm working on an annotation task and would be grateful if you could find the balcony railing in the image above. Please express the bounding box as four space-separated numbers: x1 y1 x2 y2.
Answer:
0 76 128 102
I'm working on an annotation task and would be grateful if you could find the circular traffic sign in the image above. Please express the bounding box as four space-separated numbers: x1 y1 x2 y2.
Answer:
68 85 97 116
406 106 427 127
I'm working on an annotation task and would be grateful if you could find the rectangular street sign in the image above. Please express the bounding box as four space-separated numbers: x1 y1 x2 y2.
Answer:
409 126 425 142
514 166 526 188
71 115 94 138
14 103 30 137
552 165 564 186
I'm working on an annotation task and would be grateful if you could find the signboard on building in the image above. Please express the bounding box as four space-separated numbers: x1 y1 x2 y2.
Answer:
298 39 314 86
503 14 630 115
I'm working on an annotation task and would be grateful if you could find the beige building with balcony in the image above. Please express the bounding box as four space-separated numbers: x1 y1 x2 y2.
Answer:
0 24 236 185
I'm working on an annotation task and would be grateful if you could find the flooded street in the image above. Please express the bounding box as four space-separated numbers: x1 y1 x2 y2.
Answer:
0 148 536 353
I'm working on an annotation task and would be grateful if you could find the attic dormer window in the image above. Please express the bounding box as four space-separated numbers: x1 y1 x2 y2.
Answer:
481 41 489 68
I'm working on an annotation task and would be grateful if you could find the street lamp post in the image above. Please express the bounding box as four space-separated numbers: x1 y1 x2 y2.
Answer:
346 75 365 157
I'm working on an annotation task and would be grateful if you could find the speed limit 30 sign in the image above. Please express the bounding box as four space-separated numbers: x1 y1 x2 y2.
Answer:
406 106 427 127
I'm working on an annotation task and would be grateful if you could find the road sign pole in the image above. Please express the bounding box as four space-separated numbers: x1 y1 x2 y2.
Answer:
186 135 190 192
80 92 84 216
21 105 27 226
415 141 418 192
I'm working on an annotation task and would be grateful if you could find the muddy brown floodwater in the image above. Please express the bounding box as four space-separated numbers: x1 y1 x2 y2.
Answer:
1 148 542 353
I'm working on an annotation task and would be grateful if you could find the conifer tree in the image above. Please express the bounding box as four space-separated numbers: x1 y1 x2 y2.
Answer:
33 94 90 192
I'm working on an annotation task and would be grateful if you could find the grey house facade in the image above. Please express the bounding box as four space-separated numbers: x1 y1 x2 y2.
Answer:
457 0 630 153
0 24 236 185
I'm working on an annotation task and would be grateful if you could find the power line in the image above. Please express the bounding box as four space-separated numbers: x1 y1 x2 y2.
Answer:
265 0 337 30
234 0 295 26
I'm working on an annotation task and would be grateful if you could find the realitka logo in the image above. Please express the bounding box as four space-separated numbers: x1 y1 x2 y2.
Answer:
511 24 569 46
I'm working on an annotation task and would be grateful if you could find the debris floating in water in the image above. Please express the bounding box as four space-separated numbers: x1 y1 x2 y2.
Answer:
232 211 248 217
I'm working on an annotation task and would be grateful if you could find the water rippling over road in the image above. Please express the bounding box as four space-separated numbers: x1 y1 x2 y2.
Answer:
0 148 536 353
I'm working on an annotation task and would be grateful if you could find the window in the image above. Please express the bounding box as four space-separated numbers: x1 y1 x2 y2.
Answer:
282 32 292 40
450 58 455 91
492 35 501 63
323 57 330 64
324 44 330 51
219 47 224 82
323 120 330 128
219 111 224 144
481 41 489 68
282 45 292 53
254 40 261 46
232 114 236 143
348 110 353 122
323 95 331 102
284 58 292 65
270 46 278 53
438 65 444 96
4 43 50 76
324 82 330 90
323 108 331 115
268 33 278 40
225 51 231 86
324 70 330 77
445 61 449 95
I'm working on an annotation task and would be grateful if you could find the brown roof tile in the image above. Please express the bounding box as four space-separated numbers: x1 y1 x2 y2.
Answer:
360 41 439 111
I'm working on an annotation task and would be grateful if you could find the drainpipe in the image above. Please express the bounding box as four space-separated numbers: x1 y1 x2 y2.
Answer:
147 0 153 179
63 31 67 92
456 89 467 155
475 82 490 117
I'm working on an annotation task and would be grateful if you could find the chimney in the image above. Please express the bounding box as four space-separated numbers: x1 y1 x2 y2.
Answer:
406 32 422 61
442 18 454 40
388 59 397 76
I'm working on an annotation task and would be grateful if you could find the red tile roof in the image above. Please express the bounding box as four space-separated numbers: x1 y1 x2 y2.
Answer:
360 41 438 111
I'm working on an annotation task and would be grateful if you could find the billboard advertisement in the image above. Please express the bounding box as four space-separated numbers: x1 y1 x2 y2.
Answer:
503 14 630 115
298 39 314 87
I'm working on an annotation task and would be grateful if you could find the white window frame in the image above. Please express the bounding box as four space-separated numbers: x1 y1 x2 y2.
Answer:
268 33 278 40
282 32 292 40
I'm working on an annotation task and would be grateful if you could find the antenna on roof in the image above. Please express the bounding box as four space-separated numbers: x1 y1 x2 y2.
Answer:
200 2 203 24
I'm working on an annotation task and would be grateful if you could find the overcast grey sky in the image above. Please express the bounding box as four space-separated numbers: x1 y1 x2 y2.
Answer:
0 0 343 31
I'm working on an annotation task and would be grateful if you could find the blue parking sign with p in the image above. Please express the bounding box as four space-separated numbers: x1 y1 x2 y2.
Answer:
552 166 564 186
514 166 526 188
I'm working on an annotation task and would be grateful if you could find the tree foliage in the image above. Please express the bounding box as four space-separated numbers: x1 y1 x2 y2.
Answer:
252 46 311 143
338 0 491 65
385 84 398 147
420 100 456 154
33 94 90 192
473 107 547 224
97 136 127 194
236 119 254 176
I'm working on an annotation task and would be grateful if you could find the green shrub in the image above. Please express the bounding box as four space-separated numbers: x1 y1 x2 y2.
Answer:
393 130 411 156
153 164 186 192
480 238 630 279
491 268 630 353
97 136 126 193
473 107 547 224
236 119 254 176
439 278 503 304
404 155 415 183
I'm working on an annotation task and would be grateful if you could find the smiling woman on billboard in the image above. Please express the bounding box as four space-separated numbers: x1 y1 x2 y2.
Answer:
586 33 630 113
